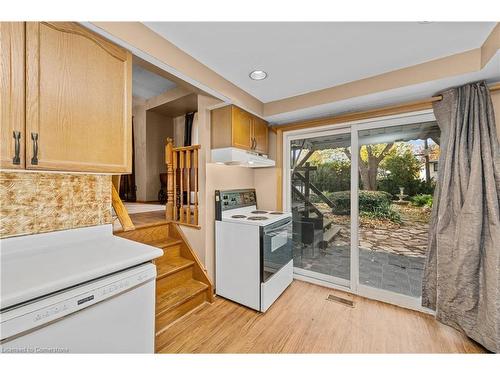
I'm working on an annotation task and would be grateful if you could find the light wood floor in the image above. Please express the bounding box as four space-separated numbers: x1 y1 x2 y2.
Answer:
156 280 486 353
124 202 165 214
113 210 166 232
128 210 166 227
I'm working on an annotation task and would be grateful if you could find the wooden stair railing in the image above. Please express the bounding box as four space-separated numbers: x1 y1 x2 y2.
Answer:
111 183 135 231
165 138 201 228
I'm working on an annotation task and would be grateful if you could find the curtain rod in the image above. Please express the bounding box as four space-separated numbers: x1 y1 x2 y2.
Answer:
273 82 500 131
434 82 500 101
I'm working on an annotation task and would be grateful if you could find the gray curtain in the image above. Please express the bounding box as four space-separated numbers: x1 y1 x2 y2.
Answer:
422 81 500 352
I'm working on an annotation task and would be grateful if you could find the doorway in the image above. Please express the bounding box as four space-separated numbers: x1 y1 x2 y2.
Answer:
284 110 439 311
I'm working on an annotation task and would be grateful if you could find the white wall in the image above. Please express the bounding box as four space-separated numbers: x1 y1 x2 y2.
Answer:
145 111 173 201
133 96 174 202
132 97 147 201
253 168 278 211
173 115 185 147
254 130 278 211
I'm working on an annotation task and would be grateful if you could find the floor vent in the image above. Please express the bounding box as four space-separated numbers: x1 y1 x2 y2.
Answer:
326 294 354 307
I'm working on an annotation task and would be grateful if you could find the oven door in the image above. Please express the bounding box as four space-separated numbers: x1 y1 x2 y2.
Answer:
261 217 292 283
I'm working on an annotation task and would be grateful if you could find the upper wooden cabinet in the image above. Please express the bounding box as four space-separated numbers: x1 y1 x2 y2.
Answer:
0 22 132 173
25 22 132 173
231 105 253 150
211 105 269 155
0 23 25 169
252 116 268 154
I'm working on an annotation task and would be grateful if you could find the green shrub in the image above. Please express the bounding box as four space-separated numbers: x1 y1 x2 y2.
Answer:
359 190 392 213
325 190 400 222
309 194 327 204
378 177 436 198
361 204 402 223
411 194 433 208
310 160 351 193
327 190 351 215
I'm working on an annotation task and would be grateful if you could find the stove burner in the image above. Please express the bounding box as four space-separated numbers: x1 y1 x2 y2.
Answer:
231 215 247 219
270 211 283 215
247 216 268 221
251 210 268 214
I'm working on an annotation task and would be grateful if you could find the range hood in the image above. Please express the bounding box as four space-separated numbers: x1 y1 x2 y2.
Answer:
211 147 275 168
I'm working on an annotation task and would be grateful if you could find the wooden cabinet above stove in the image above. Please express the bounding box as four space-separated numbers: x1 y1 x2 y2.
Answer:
211 105 269 155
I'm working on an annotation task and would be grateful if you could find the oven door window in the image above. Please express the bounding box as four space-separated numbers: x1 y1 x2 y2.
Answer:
262 219 292 282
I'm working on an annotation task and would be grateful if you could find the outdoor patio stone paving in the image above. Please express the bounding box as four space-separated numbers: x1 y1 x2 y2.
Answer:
293 214 429 298
294 242 425 298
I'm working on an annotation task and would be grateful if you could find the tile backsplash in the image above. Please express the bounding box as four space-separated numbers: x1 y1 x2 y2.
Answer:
0 172 112 238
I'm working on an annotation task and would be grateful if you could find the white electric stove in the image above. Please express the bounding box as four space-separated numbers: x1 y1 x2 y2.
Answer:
215 189 293 312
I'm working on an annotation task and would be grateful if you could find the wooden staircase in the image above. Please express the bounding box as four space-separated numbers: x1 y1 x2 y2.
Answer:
115 221 213 352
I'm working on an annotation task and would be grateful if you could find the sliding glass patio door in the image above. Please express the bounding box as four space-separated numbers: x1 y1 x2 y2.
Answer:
284 110 439 311
355 119 440 307
287 128 352 289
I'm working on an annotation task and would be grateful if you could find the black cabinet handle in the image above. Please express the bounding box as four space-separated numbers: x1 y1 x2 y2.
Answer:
31 132 39 165
12 131 21 165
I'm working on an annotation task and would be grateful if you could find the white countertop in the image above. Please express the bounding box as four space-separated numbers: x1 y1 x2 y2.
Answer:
0 225 163 309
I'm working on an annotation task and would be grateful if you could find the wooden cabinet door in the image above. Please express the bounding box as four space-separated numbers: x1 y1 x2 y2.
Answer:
231 106 252 150
1 22 25 169
25 22 132 173
252 117 269 154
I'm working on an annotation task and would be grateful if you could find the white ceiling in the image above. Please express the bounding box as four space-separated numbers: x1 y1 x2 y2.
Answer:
132 64 177 99
144 22 496 103
267 51 500 124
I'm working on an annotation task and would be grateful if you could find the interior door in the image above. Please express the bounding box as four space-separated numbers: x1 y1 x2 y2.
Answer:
0 22 25 169
25 22 132 173
231 106 252 150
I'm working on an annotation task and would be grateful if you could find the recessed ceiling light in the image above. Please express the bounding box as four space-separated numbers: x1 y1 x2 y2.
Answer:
418 21 433 24
249 70 267 80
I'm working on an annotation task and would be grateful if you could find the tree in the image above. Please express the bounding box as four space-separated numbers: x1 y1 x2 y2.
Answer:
343 143 394 190
414 139 440 183
378 148 421 194
307 148 349 166
310 159 351 192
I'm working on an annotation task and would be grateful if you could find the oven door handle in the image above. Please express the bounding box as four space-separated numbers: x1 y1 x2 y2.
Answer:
265 219 292 235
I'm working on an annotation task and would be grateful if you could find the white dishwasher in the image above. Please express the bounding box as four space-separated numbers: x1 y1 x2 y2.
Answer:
1 263 157 353
0 225 163 353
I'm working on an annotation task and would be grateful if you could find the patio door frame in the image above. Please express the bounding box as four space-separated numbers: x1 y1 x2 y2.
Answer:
283 109 436 314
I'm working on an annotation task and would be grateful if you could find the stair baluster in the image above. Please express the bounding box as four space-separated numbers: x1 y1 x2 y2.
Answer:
165 138 201 227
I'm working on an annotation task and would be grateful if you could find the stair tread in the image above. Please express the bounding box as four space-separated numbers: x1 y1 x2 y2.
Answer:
323 225 341 242
156 257 194 279
146 237 182 249
323 217 335 229
156 279 208 315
